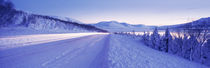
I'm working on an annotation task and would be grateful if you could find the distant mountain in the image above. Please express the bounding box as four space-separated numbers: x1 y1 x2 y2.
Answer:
92 21 155 32
92 17 210 32
0 5 107 32
176 17 210 29
159 17 210 30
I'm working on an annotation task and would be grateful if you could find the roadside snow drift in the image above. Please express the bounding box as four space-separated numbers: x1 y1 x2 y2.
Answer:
108 35 208 68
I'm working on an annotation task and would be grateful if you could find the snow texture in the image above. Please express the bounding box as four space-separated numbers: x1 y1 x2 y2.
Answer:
108 34 208 68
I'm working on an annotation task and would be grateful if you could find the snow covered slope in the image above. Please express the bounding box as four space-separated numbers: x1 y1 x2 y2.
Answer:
159 17 210 30
108 34 208 68
0 5 106 32
176 17 210 29
92 21 155 32
51 16 84 24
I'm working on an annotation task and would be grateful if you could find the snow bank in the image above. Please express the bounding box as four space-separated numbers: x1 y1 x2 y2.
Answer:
108 34 208 68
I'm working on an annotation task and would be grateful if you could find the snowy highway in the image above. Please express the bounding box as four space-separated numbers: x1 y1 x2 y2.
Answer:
0 33 109 68
0 33 208 68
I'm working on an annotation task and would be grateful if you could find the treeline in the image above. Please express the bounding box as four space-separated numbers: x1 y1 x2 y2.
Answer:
142 27 210 66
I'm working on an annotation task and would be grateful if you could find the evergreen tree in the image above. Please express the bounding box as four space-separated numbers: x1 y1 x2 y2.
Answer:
150 27 161 50
142 31 147 41
173 37 183 56
188 35 199 61
162 28 172 52
142 31 151 46
202 39 210 66
192 42 202 62
182 34 190 59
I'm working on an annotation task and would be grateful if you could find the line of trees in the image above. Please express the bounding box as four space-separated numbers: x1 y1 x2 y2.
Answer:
142 27 210 66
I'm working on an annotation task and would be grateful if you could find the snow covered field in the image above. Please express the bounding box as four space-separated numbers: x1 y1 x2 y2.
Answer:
0 32 208 68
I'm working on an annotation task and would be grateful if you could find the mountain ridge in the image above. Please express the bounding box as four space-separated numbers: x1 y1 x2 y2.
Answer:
92 21 155 32
158 17 210 30
0 5 107 32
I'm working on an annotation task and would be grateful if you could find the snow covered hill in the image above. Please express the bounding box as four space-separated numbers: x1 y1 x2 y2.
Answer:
92 21 155 32
159 17 210 30
176 17 210 29
0 5 107 32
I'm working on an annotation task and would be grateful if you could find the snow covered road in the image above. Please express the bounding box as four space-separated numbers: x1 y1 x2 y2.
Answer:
0 33 109 68
0 33 209 68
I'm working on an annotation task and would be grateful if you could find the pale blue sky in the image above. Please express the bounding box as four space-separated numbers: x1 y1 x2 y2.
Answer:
11 0 210 25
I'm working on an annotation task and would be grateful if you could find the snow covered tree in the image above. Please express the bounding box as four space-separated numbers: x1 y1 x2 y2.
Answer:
188 35 199 61
181 27 202 61
201 39 210 66
142 31 147 41
173 37 183 56
196 24 209 63
150 27 161 50
192 42 202 62
185 26 208 62
142 31 151 46
181 34 191 59
161 28 172 52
